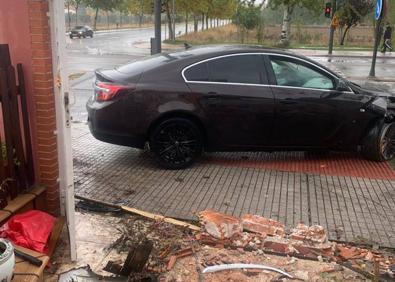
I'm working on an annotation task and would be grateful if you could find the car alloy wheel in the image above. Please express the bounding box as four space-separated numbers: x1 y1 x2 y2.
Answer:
150 118 203 169
380 123 395 160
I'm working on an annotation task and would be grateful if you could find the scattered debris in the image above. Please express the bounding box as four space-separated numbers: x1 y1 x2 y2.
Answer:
58 265 127 282
76 199 122 213
202 263 293 278
104 240 153 276
51 208 394 282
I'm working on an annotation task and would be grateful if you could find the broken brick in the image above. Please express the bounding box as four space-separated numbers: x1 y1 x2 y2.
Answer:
290 223 327 244
241 214 285 237
199 210 242 240
263 237 292 254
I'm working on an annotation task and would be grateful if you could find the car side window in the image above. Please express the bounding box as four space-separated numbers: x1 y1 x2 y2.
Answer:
207 55 263 84
184 62 209 82
269 56 334 90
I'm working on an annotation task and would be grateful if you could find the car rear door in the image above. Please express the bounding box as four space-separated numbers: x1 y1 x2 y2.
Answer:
266 55 352 147
183 54 275 149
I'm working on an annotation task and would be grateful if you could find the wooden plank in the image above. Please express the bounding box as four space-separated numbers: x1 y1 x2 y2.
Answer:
7 65 28 192
0 45 11 69
46 216 65 258
75 195 200 231
17 64 34 186
13 245 50 282
121 205 201 231
4 193 35 214
0 68 17 198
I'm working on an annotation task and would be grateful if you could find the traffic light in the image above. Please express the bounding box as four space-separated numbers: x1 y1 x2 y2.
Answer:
325 2 332 18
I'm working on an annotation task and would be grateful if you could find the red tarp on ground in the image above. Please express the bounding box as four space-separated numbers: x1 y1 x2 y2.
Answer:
0 210 55 254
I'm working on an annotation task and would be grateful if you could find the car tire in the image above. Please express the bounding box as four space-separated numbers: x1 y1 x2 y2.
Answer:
149 118 203 170
362 122 395 161
69 35 73 39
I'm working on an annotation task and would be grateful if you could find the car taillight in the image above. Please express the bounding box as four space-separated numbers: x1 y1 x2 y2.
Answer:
94 82 132 102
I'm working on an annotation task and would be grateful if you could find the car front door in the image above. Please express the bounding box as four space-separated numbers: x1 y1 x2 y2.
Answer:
183 54 275 149
266 55 356 147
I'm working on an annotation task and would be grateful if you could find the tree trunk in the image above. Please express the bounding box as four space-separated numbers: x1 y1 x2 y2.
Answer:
206 16 209 30
201 14 204 30
93 8 99 31
106 11 110 29
120 12 122 28
165 2 174 41
194 15 198 32
139 0 143 27
340 25 351 45
280 5 293 44
75 5 79 25
67 3 71 30
185 12 188 34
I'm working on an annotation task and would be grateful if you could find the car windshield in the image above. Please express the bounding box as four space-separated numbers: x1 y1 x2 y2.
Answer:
74 26 84 30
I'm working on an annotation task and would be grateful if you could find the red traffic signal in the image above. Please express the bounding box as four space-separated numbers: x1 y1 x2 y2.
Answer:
325 2 332 18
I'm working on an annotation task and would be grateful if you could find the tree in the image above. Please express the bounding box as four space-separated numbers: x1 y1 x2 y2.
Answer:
126 0 152 27
234 0 263 43
269 0 323 45
84 0 124 30
336 0 374 45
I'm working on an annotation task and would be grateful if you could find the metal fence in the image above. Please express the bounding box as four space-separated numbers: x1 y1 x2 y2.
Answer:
0 44 34 209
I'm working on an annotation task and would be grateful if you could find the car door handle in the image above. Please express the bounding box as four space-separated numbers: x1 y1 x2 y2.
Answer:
204 92 220 99
279 100 297 105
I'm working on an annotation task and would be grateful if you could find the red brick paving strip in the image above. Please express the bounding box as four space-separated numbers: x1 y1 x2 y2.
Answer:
204 152 395 180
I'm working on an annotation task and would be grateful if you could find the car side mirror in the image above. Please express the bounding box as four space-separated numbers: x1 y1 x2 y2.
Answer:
336 79 350 92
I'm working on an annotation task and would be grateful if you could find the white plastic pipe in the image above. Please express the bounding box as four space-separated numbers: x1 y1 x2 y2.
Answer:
202 263 293 278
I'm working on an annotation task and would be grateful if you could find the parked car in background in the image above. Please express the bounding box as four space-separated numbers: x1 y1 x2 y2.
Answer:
69 26 93 39
87 45 395 169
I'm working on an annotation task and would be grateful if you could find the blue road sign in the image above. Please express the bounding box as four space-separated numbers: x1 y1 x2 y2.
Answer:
375 0 383 20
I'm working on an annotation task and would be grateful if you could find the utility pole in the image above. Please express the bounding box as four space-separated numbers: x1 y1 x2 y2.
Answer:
369 0 385 78
328 0 337 55
152 0 161 54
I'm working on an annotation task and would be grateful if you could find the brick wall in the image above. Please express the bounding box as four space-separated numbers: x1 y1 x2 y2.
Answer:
28 0 60 215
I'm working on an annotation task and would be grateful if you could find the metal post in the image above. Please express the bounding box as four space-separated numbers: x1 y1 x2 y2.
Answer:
328 0 337 55
153 0 162 54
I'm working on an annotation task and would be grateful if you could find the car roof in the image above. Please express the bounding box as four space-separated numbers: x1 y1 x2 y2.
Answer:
169 45 295 59
166 45 339 78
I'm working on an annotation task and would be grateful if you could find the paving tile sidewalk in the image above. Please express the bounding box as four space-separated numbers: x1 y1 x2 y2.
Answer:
72 123 395 248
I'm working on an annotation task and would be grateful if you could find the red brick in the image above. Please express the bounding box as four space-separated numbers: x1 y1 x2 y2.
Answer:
263 238 292 254
242 214 285 237
290 223 327 244
32 64 52 73
30 26 50 35
199 210 242 239
29 1 49 11
34 94 55 104
37 151 57 160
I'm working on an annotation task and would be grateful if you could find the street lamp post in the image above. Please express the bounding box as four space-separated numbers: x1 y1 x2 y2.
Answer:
152 0 161 54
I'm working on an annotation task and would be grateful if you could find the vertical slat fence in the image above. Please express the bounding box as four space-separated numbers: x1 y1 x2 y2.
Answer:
0 44 35 208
